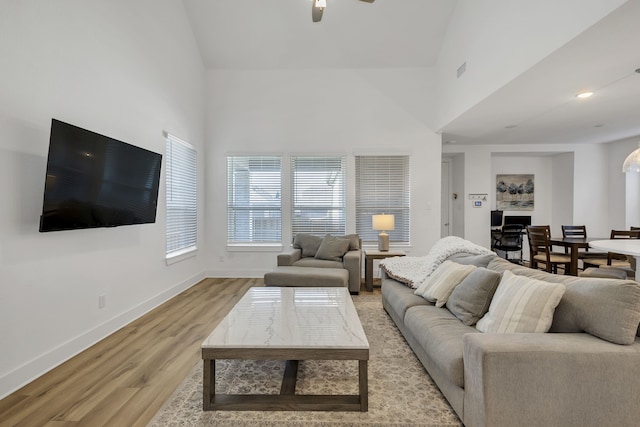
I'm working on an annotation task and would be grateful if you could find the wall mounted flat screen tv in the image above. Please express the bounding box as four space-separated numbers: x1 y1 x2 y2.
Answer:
39 119 162 232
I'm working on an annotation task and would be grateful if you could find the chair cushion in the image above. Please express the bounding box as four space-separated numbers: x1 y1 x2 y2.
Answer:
315 234 351 261
476 270 566 333
533 253 571 263
583 258 631 268
446 267 502 326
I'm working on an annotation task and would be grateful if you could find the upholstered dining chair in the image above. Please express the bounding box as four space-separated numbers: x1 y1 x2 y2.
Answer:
527 225 571 274
582 229 640 272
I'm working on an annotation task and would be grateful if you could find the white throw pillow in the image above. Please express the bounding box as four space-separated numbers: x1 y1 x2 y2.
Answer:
476 270 566 333
414 260 476 307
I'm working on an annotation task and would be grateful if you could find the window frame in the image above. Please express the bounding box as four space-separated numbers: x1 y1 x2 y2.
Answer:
355 154 411 246
226 154 283 247
165 132 197 263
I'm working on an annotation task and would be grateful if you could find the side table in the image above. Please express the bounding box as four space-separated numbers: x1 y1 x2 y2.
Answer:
364 250 406 292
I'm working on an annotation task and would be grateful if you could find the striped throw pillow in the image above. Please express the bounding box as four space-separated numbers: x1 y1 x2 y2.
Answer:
415 260 477 307
476 270 566 333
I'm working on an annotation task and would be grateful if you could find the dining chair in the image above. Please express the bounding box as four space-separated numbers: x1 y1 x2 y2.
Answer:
582 229 640 272
527 225 571 274
560 225 606 259
493 224 524 264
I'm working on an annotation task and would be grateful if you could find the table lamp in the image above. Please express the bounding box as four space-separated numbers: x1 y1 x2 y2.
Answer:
372 214 395 251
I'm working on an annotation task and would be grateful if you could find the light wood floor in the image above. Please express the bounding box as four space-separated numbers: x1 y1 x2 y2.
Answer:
0 279 378 427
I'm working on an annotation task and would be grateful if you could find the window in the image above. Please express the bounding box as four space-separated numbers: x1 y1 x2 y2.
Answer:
291 156 345 236
227 155 282 244
355 155 410 245
165 133 197 258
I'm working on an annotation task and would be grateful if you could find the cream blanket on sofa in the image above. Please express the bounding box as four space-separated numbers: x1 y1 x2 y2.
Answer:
380 236 493 289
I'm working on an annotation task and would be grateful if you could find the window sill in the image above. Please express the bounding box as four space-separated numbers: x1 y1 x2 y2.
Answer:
166 247 197 265
226 244 284 252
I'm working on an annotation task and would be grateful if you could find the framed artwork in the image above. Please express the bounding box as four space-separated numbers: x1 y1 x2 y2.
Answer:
496 174 534 211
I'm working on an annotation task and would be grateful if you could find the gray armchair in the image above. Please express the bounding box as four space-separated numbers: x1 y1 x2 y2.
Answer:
277 233 362 293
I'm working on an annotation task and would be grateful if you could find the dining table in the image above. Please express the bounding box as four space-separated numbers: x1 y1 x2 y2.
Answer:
548 237 607 276
589 239 640 280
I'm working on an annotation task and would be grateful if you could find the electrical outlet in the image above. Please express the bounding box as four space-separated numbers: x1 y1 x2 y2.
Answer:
98 294 106 309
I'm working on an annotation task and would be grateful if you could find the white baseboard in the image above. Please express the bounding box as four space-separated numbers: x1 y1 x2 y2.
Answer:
0 271 205 400
205 268 269 278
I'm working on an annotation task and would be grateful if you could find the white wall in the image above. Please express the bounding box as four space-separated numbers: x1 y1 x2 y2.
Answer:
443 143 615 248
434 0 627 130
552 152 574 230
608 137 640 228
0 1 206 398
205 68 442 276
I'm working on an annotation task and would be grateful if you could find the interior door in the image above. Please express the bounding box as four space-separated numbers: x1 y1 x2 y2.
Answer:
441 160 452 237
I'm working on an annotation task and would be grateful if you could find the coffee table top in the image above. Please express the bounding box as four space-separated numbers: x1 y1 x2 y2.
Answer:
202 287 369 350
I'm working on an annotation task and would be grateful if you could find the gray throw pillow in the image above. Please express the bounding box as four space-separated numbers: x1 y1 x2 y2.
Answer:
336 234 360 250
315 234 351 261
293 233 323 257
446 267 502 326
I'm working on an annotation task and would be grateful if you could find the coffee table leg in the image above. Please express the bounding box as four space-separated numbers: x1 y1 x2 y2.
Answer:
203 359 215 410
359 359 368 412
280 360 299 395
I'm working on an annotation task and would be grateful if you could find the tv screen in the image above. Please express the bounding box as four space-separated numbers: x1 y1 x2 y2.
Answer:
504 215 532 227
39 119 162 232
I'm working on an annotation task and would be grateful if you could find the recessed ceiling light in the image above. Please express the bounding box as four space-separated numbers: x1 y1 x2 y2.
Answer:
576 91 594 99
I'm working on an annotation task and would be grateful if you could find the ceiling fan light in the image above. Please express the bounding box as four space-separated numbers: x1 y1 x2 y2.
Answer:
622 142 640 173
315 0 326 8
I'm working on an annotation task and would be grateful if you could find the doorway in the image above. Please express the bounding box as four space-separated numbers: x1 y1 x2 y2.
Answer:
441 159 452 237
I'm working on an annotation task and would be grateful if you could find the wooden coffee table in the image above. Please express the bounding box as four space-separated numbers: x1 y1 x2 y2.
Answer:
201 287 370 412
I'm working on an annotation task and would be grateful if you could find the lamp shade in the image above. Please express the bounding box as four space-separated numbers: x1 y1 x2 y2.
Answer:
372 214 395 231
623 142 640 173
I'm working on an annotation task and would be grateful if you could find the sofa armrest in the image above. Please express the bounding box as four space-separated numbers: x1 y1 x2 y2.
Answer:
462 333 640 427
343 249 362 293
277 249 302 266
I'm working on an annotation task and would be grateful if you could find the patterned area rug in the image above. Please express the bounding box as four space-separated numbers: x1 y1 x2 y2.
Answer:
148 295 462 427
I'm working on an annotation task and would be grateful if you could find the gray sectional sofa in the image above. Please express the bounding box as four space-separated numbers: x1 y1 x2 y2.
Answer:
382 247 640 427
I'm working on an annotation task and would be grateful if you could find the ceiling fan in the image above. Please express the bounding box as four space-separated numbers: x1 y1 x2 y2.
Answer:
312 0 375 23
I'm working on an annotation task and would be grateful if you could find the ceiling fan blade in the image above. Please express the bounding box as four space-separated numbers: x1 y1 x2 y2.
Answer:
359 0 375 3
312 3 324 22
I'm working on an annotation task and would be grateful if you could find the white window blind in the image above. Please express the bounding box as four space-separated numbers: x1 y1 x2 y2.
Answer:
227 155 282 243
165 134 197 257
291 156 345 237
355 155 410 244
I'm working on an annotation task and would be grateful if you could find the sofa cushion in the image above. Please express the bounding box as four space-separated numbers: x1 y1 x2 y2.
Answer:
487 256 640 345
477 270 565 333
382 278 431 321
446 267 502 326
293 233 323 257
404 305 478 388
447 252 496 267
415 260 476 307
315 234 351 261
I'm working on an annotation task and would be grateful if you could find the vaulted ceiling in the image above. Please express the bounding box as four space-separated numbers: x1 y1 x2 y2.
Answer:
183 0 640 146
